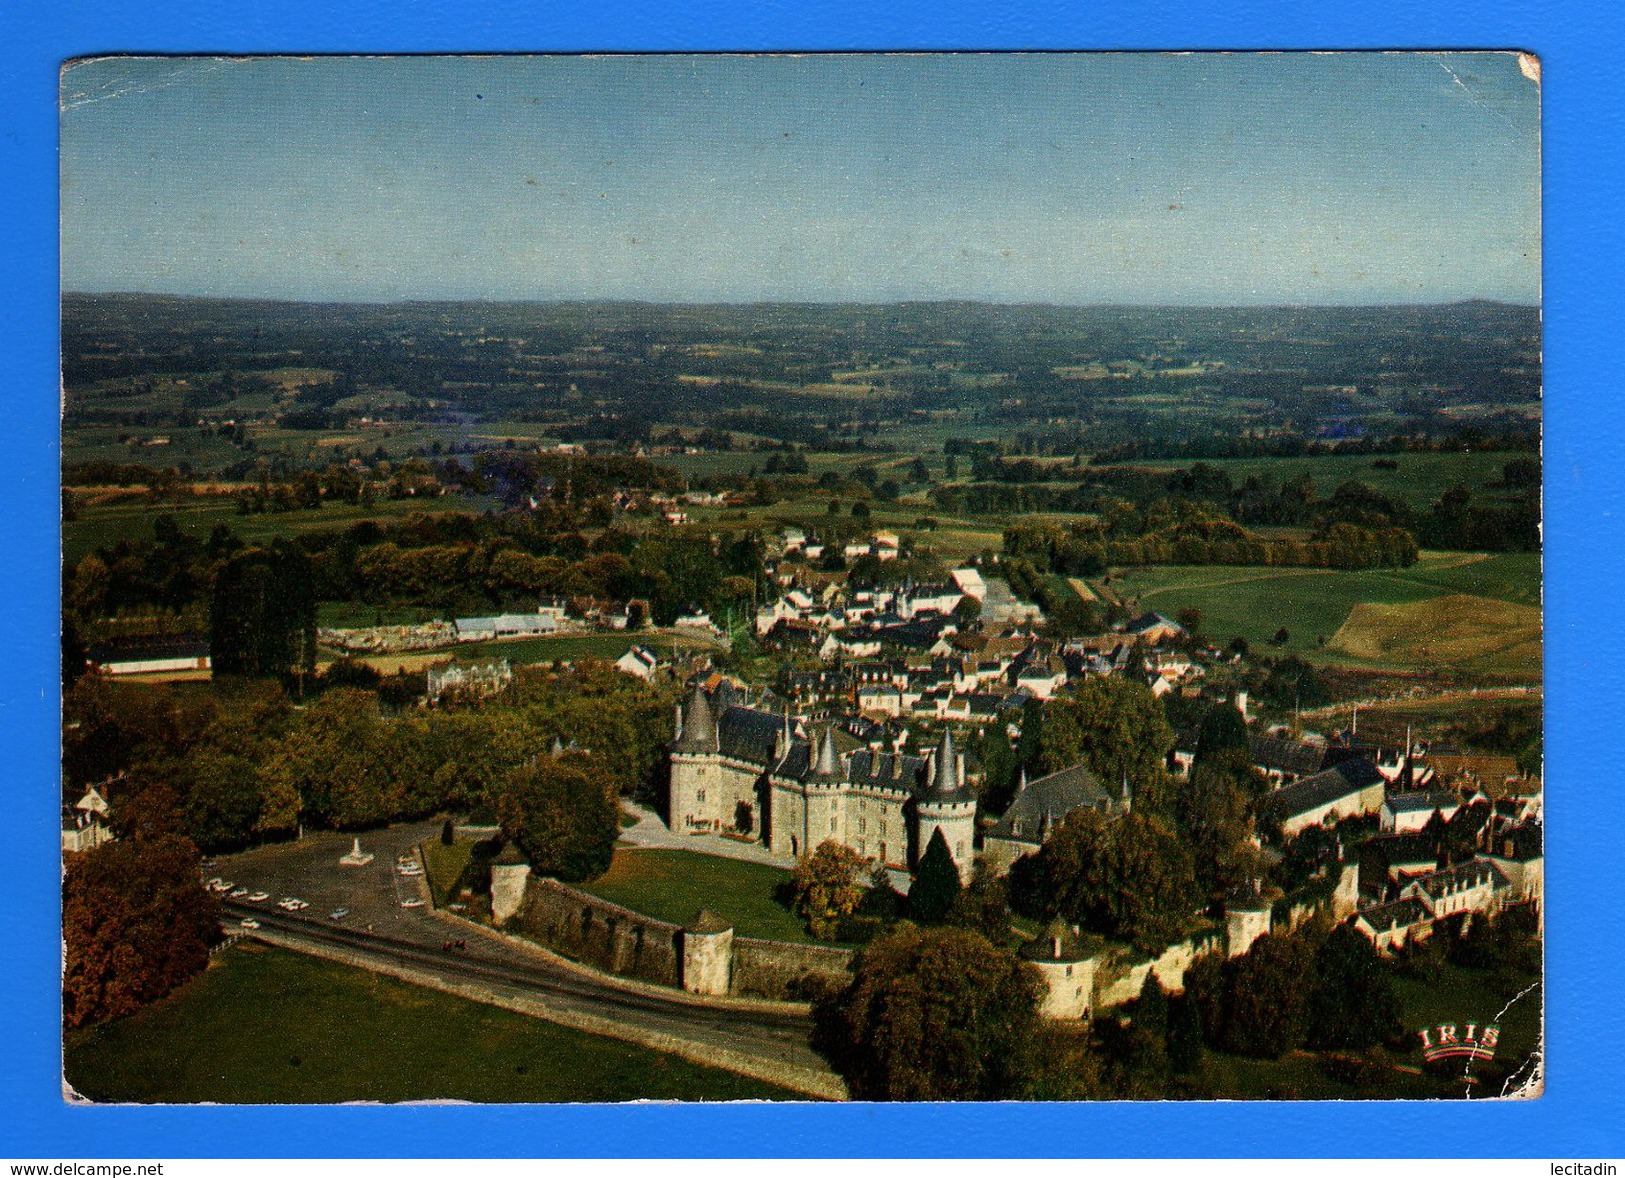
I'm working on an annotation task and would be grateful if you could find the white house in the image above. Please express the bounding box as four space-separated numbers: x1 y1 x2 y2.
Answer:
1381 789 1461 834
615 644 663 681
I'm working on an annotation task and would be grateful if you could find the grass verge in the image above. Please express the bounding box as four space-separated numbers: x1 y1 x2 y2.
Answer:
64 941 801 1103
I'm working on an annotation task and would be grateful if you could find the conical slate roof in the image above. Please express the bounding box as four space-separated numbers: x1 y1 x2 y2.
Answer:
811 727 843 780
675 683 718 752
923 729 975 804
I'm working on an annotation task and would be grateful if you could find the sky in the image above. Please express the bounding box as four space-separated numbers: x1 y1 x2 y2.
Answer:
59 53 1541 306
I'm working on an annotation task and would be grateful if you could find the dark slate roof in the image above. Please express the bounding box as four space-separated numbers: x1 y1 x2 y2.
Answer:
1017 918 1094 963
987 761 1117 844
1487 821 1543 862
718 705 786 765
1362 831 1441 866
1409 858 1510 899
1249 735 1331 778
88 637 210 664
1385 789 1461 814
1358 897 1434 932
1126 611 1181 634
1255 757 1384 826
846 748 928 794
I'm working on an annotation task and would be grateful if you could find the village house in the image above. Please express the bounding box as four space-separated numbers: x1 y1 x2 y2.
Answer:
61 784 115 855
1380 788 1462 833
1254 758 1387 840
614 644 663 681
982 761 1128 877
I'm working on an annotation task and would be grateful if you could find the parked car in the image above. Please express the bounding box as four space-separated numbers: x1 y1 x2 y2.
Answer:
239 918 261 930
329 908 350 921
400 898 426 909
229 888 249 898
247 891 270 902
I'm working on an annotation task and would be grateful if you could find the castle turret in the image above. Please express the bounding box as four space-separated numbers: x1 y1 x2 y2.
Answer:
916 729 977 881
1018 917 1097 1020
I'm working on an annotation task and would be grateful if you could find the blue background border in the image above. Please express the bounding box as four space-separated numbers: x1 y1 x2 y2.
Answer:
4 0 1620 1159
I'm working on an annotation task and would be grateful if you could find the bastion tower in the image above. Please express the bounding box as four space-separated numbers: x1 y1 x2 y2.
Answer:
914 729 978 881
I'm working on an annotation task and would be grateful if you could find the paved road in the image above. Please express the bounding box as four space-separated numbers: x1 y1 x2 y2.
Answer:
213 825 837 1096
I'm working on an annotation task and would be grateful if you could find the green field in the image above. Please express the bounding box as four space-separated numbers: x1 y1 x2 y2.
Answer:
65 493 502 566
578 847 815 943
1107 551 1541 679
64 942 800 1103
1103 450 1520 513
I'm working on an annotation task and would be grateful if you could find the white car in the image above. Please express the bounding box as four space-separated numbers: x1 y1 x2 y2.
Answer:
247 891 270 903
211 880 234 893
239 918 261 930
229 888 249 899
397 865 423 877
400 898 426 909
206 876 224 889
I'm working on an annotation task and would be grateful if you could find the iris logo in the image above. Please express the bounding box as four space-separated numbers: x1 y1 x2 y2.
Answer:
1418 1022 1500 1063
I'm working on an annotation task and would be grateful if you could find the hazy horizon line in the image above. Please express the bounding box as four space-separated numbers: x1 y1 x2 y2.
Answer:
62 290 1542 312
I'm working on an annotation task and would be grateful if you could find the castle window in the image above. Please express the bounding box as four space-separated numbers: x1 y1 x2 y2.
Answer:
830 816 838 833
859 818 866 834
697 789 706 803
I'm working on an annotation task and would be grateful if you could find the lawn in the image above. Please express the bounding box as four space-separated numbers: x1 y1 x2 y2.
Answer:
421 838 475 908
578 847 814 944
63 942 800 1103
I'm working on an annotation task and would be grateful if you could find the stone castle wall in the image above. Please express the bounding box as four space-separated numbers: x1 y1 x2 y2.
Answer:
517 877 683 988
514 876 856 1001
731 936 854 1001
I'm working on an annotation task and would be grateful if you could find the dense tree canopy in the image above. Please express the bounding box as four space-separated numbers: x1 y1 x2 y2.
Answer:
494 752 619 883
813 923 1043 1100
791 840 870 941
1307 924 1403 1050
1039 676 1175 815
1009 809 1201 954
63 834 218 1028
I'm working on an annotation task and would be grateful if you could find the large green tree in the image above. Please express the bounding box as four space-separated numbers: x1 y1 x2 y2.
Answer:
813 923 1043 1100
1009 810 1201 954
1174 763 1259 895
258 688 397 830
210 544 317 679
791 840 870 940
63 834 218 1028
1040 677 1175 815
1221 933 1318 1058
1307 924 1403 1050
907 828 962 923
493 752 619 883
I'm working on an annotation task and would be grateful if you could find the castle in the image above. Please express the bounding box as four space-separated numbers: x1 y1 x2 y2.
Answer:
668 681 978 879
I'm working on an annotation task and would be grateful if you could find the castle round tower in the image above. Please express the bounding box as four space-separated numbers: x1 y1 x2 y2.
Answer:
914 729 978 881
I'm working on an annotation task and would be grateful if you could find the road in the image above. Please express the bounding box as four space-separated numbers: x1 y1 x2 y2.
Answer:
212 824 840 1099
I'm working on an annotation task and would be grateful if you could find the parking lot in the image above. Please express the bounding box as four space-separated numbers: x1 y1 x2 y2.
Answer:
211 823 440 936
